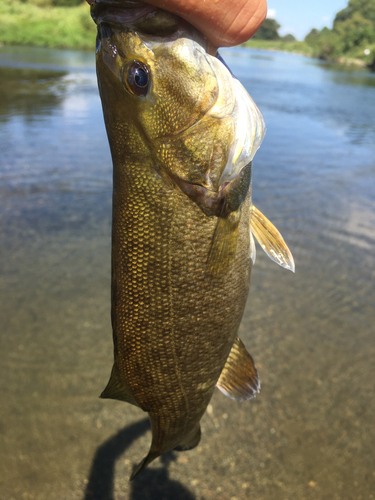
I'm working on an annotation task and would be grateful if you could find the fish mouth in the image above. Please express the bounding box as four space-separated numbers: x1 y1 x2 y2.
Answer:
91 1 156 27
91 0 179 36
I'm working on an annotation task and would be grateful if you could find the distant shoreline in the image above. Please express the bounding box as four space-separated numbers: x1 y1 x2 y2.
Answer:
242 40 374 71
1 40 371 73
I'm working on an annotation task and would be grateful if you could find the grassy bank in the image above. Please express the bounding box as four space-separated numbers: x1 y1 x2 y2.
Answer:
0 4 316 59
0 4 312 55
242 39 314 57
0 0 96 50
1 0 374 71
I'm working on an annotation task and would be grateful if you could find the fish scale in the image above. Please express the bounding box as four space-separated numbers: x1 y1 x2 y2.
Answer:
111 151 252 418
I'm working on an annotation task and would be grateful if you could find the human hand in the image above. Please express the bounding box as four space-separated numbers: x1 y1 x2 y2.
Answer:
85 0 267 48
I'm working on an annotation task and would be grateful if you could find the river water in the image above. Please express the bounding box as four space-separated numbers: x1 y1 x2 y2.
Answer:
0 44 374 500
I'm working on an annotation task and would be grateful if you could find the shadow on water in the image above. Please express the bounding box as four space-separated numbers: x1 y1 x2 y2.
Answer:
0 66 67 121
83 418 195 500
314 60 375 87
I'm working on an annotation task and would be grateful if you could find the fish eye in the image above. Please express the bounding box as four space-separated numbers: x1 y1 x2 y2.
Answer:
126 61 149 97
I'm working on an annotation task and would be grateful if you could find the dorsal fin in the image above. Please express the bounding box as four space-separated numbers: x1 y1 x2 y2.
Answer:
216 336 260 401
100 363 140 408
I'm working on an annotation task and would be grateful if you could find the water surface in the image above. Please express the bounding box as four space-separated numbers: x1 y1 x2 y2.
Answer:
0 45 374 500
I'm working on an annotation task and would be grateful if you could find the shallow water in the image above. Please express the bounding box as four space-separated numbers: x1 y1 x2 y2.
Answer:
0 45 374 500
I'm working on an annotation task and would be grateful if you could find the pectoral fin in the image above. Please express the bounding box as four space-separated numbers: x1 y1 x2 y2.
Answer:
250 205 295 272
207 211 240 276
216 336 260 401
100 363 140 408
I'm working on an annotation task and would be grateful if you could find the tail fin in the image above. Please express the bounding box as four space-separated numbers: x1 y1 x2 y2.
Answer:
129 424 201 481
174 425 201 452
130 452 158 481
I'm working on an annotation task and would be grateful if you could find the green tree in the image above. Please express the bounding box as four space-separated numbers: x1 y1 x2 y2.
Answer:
304 27 343 59
316 27 343 59
282 34 296 41
335 11 375 50
21 0 83 5
52 0 83 5
334 0 375 26
305 0 375 62
305 28 320 45
253 18 280 40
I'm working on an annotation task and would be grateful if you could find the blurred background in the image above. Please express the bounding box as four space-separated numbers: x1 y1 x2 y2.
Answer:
0 2 375 500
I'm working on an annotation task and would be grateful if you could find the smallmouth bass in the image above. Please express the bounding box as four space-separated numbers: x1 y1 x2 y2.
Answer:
91 0 294 480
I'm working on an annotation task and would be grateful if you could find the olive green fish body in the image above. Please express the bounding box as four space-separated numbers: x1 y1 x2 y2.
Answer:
92 0 267 479
111 154 252 465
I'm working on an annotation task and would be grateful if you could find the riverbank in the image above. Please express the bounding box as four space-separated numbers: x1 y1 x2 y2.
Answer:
242 38 374 70
1 2 310 54
242 39 314 57
1 0 374 71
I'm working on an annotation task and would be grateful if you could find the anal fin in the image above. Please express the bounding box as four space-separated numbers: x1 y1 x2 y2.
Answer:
100 363 140 408
216 336 260 401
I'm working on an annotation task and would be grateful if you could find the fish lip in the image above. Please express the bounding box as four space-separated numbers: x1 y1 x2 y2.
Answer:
91 0 156 27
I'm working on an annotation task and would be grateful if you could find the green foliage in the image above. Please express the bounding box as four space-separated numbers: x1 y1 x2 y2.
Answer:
19 0 84 5
334 6 352 24
252 18 281 40
282 34 296 42
52 0 84 6
0 0 96 50
242 38 313 57
305 28 320 43
334 0 375 26
304 0 375 66
335 11 375 50
2 0 375 70
305 27 344 60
